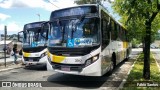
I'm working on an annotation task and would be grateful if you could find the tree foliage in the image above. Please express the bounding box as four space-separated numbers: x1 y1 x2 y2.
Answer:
113 0 160 42
113 0 160 80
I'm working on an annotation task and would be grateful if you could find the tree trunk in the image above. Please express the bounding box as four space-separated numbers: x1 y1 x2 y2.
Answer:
143 21 151 80
142 37 145 53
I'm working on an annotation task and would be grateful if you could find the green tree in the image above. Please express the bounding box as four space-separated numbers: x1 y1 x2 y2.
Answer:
113 0 160 80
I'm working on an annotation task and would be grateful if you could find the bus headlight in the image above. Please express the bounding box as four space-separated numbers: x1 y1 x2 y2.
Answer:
92 55 99 62
85 54 99 67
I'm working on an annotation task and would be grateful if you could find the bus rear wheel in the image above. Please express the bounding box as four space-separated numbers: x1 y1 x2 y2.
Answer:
108 54 116 74
112 53 116 69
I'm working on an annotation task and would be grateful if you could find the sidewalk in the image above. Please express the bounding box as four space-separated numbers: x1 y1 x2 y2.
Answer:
152 52 160 72
0 55 24 72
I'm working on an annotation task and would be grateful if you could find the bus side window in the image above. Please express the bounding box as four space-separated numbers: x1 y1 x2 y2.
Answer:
102 19 110 50
111 20 118 40
101 10 110 50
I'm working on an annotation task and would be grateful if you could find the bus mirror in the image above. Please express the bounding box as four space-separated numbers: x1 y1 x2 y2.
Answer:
57 19 62 26
41 22 50 40
79 15 85 23
72 19 80 32
108 17 110 25
72 24 77 32
18 31 23 42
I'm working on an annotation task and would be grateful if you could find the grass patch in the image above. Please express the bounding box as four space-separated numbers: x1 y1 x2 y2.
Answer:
122 53 160 90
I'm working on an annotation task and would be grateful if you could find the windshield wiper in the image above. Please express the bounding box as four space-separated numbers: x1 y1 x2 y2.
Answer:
56 19 65 43
61 26 65 43
79 15 85 23
71 16 85 39
71 22 75 39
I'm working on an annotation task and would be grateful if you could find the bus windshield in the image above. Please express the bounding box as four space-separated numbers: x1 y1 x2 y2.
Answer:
23 28 47 47
48 17 100 47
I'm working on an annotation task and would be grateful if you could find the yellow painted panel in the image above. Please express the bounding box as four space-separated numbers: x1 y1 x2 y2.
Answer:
52 55 65 63
123 42 128 48
23 52 30 57
47 50 50 57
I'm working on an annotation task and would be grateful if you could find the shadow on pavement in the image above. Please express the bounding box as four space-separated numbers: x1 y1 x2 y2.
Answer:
47 73 110 88
23 64 47 71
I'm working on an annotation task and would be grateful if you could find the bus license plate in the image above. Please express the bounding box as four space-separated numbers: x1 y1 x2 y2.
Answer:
29 59 33 62
61 66 70 71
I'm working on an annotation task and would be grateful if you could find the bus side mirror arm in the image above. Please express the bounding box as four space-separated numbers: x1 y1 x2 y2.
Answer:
41 21 50 40
18 31 23 42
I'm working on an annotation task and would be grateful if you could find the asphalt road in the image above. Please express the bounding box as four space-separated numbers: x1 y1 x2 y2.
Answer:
0 49 142 90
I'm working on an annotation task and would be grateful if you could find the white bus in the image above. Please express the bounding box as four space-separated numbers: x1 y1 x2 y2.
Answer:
47 4 131 76
18 21 48 67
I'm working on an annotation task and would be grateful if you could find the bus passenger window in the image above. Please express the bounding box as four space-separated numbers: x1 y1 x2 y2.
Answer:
101 19 110 50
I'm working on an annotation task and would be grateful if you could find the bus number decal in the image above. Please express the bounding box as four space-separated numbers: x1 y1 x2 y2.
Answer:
75 59 82 62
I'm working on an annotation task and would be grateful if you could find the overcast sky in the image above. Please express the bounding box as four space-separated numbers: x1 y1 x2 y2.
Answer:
0 0 113 35
0 0 77 35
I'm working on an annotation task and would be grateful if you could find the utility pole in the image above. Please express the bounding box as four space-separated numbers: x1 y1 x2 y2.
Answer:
4 26 7 67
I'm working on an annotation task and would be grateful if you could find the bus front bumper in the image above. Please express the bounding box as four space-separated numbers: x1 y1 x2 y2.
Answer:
47 59 101 76
22 55 48 65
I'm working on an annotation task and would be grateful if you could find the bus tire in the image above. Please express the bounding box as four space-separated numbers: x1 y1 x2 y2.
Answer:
112 53 116 69
125 49 129 61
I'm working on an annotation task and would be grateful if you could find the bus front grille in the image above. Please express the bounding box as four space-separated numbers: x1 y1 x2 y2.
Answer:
23 57 40 62
51 62 84 72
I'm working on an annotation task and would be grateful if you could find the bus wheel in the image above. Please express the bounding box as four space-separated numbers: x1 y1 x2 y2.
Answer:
112 53 116 69
126 49 130 60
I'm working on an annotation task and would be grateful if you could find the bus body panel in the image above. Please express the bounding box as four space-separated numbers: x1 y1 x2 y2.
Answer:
19 21 49 66
47 47 102 76
47 56 102 76
22 55 47 65
22 48 47 65
47 4 131 76
54 59 101 76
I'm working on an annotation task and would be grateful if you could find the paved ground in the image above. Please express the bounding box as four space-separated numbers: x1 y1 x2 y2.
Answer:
0 49 142 90
0 55 23 72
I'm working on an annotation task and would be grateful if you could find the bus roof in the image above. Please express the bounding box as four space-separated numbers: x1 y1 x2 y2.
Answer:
50 4 126 30
24 21 46 26
52 4 98 13
50 4 99 20
24 21 47 30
